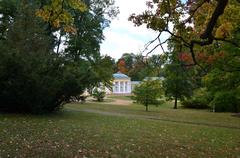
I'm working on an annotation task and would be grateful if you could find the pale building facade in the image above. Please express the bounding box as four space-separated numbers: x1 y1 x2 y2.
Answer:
112 72 132 94
83 73 163 96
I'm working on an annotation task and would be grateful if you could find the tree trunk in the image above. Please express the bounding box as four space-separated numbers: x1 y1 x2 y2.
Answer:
174 96 178 109
145 103 148 111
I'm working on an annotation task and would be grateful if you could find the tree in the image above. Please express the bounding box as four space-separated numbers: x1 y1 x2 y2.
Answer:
163 54 194 109
132 80 163 111
0 5 65 113
121 53 135 71
129 0 240 70
127 54 146 80
147 54 166 77
117 59 128 74
121 54 166 81
36 0 87 33
0 0 117 113
0 0 17 40
129 0 240 112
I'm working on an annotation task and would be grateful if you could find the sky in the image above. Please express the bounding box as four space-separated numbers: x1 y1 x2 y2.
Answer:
100 0 166 60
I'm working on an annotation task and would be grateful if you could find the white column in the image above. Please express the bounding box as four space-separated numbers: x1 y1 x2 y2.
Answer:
118 81 120 93
129 82 131 93
113 82 116 93
123 81 126 93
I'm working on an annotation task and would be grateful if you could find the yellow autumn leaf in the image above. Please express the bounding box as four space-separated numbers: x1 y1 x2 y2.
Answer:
215 22 233 38
36 0 87 33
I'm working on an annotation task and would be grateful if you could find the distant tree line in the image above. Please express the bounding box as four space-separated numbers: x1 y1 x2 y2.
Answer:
114 53 166 81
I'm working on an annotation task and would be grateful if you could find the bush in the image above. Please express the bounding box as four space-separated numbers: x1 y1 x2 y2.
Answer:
0 52 90 114
210 91 240 113
181 88 211 109
182 99 210 109
92 89 106 102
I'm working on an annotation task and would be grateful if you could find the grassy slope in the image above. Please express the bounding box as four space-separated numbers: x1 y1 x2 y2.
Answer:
107 95 132 101
0 102 239 157
68 102 240 129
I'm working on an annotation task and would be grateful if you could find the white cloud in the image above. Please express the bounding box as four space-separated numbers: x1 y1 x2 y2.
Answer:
100 0 169 60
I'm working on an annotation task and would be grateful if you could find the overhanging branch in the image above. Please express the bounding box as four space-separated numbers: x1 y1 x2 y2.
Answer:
200 0 228 39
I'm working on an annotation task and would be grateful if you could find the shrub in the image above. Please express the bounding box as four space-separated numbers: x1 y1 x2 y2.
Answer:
92 89 106 102
210 91 240 113
181 88 211 109
182 99 210 109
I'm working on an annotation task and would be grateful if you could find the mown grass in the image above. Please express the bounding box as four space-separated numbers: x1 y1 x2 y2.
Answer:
107 95 132 101
68 102 240 129
0 102 240 158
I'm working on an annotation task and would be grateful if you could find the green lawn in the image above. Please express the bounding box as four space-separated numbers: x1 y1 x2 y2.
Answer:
0 102 240 157
107 95 133 101
68 102 240 129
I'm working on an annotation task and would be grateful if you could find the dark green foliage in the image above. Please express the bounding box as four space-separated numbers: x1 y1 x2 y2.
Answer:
204 67 240 112
163 62 193 109
0 7 65 113
210 91 240 113
70 95 88 103
92 88 106 102
0 1 116 114
181 88 212 109
116 54 166 81
0 5 90 113
182 100 209 109
132 80 163 111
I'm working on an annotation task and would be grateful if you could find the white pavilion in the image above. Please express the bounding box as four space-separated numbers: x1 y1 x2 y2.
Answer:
112 72 132 94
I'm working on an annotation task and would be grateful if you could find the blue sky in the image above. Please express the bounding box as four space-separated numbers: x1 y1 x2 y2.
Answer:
100 0 166 60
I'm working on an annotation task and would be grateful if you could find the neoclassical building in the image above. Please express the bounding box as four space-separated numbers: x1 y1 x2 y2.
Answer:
84 72 161 95
112 72 132 94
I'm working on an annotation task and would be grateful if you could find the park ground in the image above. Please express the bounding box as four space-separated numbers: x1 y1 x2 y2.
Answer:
0 95 240 158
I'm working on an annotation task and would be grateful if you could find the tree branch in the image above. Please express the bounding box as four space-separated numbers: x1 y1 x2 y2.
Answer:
184 0 208 24
200 0 229 39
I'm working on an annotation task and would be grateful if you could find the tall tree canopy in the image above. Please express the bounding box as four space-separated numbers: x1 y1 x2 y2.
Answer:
116 53 166 81
129 0 240 71
0 0 118 113
129 0 240 112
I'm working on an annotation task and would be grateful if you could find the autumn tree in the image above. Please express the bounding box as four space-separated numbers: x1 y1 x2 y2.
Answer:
118 53 166 81
129 0 240 112
36 0 87 33
129 0 240 71
121 53 135 71
117 58 128 74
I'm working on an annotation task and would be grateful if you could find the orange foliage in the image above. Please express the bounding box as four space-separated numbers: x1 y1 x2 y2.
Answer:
178 52 193 63
179 51 225 65
117 59 128 74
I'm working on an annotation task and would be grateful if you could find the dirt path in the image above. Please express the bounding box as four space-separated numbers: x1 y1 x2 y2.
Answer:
85 96 133 106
